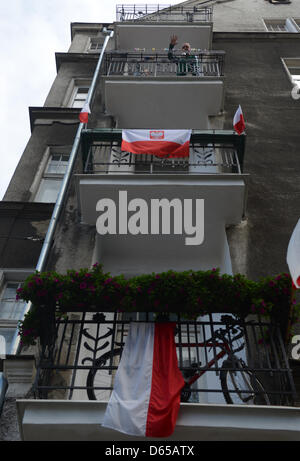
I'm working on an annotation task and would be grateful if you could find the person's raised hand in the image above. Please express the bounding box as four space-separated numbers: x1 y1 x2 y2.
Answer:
170 34 178 46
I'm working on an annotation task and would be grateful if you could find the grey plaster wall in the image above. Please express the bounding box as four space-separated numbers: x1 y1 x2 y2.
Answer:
0 202 54 268
44 59 97 107
0 398 20 441
214 34 300 280
212 0 300 32
4 123 78 202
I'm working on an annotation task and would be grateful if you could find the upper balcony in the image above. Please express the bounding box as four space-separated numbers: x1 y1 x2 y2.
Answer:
102 51 225 129
116 4 213 23
114 4 213 50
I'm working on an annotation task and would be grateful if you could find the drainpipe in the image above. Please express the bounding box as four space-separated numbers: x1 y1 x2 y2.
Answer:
10 28 114 355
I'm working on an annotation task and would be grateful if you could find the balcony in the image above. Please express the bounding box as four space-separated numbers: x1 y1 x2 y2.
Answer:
105 51 225 77
116 4 213 23
75 129 246 276
103 52 224 129
114 4 213 51
16 312 300 440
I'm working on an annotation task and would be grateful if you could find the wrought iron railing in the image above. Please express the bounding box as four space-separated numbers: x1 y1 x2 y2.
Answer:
33 313 297 406
105 52 225 77
80 130 246 174
116 4 213 22
83 141 241 175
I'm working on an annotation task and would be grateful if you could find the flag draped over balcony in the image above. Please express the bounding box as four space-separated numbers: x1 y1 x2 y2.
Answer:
102 322 185 437
287 218 300 289
233 105 245 135
121 129 192 158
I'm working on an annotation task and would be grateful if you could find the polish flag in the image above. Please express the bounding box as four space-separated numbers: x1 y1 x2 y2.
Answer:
233 105 245 135
102 322 185 437
287 218 300 289
121 129 192 158
79 102 91 124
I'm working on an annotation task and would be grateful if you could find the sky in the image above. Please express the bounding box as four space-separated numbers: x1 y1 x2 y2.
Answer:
0 0 182 200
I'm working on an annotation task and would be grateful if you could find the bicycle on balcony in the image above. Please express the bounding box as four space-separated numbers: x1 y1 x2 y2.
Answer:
85 315 270 405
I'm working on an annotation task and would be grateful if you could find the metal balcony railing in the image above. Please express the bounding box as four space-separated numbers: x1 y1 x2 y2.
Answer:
84 142 241 175
33 313 297 406
105 52 225 78
116 4 213 22
80 130 246 175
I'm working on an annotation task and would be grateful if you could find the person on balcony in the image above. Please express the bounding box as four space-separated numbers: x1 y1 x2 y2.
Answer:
168 34 203 76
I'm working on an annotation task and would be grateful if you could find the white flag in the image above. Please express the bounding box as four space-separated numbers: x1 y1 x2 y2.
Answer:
287 218 300 288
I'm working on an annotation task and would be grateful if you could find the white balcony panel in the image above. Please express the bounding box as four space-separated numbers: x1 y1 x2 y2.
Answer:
115 24 212 50
76 174 246 276
105 80 224 129
17 400 300 441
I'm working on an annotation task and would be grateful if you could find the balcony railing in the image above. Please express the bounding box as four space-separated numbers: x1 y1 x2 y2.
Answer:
105 52 225 78
81 130 245 175
116 4 213 22
33 313 297 406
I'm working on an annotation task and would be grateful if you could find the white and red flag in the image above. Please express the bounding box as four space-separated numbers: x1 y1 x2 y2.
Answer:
121 129 192 158
233 105 245 135
102 322 185 437
287 218 300 289
79 101 91 124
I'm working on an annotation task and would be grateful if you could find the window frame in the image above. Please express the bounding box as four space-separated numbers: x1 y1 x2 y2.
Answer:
263 18 300 32
282 57 300 88
0 269 33 354
33 148 70 203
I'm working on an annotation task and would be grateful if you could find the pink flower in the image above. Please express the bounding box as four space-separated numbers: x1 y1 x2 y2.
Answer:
104 278 113 285
80 282 87 289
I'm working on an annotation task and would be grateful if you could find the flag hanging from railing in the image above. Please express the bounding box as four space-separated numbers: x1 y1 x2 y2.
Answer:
287 218 300 289
102 322 185 437
233 105 245 135
121 129 192 158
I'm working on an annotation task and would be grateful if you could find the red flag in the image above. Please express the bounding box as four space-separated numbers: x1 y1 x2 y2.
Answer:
233 105 245 135
79 102 90 124
102 322 184 437
121 129 191 158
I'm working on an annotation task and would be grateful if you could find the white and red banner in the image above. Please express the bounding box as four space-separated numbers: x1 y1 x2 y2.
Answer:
233 105 245 135
287 218 300 289
79 101 91 124
121 129 192 158
102 322 184 437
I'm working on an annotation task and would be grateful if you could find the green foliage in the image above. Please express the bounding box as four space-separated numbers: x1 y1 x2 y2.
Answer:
17 264 300 346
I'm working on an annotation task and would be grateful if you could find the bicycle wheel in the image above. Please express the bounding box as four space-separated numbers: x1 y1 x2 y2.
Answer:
86 348 122 400
220 359 270 405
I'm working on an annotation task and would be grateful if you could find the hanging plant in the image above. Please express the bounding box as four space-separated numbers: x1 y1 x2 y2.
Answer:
17 264 300 347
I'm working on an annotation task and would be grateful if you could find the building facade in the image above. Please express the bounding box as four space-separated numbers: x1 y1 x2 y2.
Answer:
1 0 300 441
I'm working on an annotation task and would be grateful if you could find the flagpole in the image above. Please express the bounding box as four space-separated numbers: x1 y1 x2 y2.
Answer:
11 29 114 355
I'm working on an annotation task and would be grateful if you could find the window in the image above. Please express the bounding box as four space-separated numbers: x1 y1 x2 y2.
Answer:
264 18 299 32
63 78 91 108
35 153 69 203
70 86 89 108
0 282 26 354
88 38 103 52
268 0 291 4
282 58 300 88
